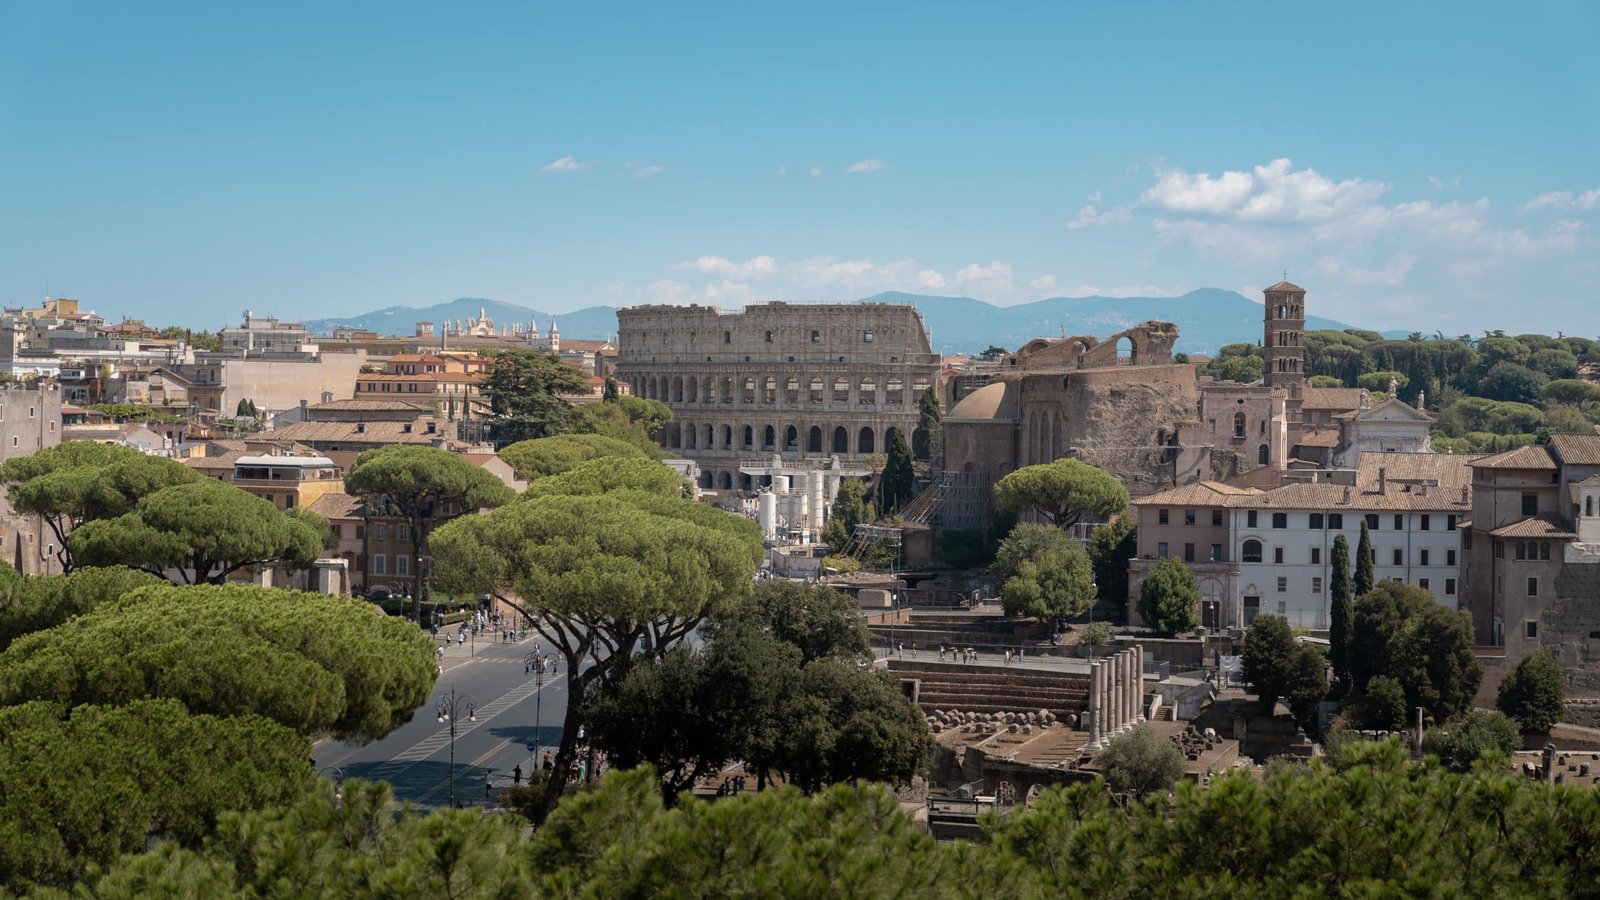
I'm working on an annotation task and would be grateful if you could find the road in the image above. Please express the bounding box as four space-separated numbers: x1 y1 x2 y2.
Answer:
314 631 569 810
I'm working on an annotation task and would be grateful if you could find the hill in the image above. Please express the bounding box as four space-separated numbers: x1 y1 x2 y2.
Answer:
306 289 1365 355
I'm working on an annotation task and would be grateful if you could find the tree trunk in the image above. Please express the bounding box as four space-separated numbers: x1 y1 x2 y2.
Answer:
537 675 589 821
412 514 427 622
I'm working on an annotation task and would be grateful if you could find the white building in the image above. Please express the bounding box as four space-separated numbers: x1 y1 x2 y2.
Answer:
1228 452 1473 629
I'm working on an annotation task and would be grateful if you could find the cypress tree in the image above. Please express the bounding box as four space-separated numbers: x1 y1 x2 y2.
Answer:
879 429 915 513
1329 533 1354 694
1355 519 1375 597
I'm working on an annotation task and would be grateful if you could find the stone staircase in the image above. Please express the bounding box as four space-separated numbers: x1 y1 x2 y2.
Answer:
886 659 1091 720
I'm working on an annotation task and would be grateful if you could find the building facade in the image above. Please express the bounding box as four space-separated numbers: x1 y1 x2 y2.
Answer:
614 302 941 491
0 383 64 575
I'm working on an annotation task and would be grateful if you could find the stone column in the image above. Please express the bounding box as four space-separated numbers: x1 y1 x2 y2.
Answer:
1085 660 1104 752
1109 652 1123 736
1135 645 1146 722
1119 649 1132 733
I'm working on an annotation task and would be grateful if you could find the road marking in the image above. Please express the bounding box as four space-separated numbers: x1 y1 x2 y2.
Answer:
355 678 558 782
415 737 515 806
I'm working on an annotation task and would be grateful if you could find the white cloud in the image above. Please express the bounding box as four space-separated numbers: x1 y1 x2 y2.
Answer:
1312 253 1417 286
1066 203 1132 230
1141 158 1389 223
952 261 1014 294
1518 189 1600 215
1029 274 1059 294
539 156 592 173
808 167 824 179
674 255 779 280
846 159 889 174
1428 175 1461 191
915 269 948 290
646 279 688 303
777 165 789 177
629 163 665 179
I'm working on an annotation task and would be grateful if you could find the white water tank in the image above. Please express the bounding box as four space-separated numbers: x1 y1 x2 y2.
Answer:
809 471 826 531
758 492 777 541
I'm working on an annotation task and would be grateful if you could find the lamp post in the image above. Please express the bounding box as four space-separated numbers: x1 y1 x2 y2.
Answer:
524 651 545 764
319 765 345 804
435 688 476 807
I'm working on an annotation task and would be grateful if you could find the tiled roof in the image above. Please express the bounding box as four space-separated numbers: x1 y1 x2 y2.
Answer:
1301 387 1368 411
1241 460 1473 512
1471 444 1557 471
356 372 483 383
1489 515 1577 540
1296 428 1341 448
1265 281 1305 293
309 398 435 412
1550 433 1600 466
308 491 365 520
1133 481 1263 507
1355 452 1476 497
268 421 443 445
184 450 246 471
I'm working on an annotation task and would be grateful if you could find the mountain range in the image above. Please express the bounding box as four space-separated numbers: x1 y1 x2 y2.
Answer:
304 288 1370 356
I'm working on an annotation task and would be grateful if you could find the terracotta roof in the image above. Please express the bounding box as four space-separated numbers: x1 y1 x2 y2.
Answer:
1241 460 1473 511
309 398 434 412
1134 481 1263 507
559 339 613 352
1355 452 1476 497
308 492 366 520
1265 281 1306 293
1301 387 1368 410
356 372 483 383
267 421 444 445
1489 515 1576 540
1471 444 1557 471
1296 428 1341 448
1550 433 1600 466
184 450 247 471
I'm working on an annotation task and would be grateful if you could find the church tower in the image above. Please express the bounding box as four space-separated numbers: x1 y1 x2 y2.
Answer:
1262 280 1306 391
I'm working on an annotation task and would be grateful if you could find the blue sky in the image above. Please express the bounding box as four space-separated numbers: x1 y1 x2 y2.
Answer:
1 1 1596 336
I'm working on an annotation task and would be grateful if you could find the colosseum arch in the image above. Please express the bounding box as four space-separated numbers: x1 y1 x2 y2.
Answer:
742 376 756 404
833 377 850 404
742 425 754 450
809 376 824 403
722 425 733 449
885 377 904 406
785 376 800 404
702 424 713 448
687 376 699 402
763 425 776 450
718 471 733 490
763 376 777 404
808 425 823 453
672 377 684 403
885 426 901 450
859 376 877 405
684 422 696 449
721 377 734 403
912 375 931 400
833 426 849 453
858 426 875 454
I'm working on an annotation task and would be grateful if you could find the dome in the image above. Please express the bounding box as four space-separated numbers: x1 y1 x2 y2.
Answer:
947 381 1017 421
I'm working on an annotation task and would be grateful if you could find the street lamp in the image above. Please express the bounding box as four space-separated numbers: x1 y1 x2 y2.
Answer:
524 651 545 765
319 765 345 804
435 688 476 807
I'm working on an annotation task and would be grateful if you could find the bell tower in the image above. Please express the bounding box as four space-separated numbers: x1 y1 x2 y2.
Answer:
1262 280 1306 391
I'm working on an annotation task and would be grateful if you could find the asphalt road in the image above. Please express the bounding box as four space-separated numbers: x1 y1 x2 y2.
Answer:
314 631 569 810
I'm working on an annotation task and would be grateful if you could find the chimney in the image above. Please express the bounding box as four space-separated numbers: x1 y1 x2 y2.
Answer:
1378 467 1387 495
1342 487 1351 504
1461 485 1470 504
355 423 365 434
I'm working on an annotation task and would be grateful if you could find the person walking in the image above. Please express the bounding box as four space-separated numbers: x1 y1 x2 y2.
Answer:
513 764 523 785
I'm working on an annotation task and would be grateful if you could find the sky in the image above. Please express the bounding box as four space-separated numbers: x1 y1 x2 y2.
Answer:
1 1 1597 336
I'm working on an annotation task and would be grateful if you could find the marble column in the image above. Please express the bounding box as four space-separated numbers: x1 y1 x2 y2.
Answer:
1124 649 1136 729
1119 649 1132 733
1085 660 1104 752
1136 645 1146 722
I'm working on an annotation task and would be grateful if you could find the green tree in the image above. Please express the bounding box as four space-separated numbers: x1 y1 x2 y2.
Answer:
991 522 1077 585
1136 558 1199 637
1363 674 1409 731
913 388 941 461
1204 354 1264 384
1543 404 1594 435
499 433 648 481
67 479 330 584
1000 546 1095 627
993 459 1129 530
0 699 314 893
775 659 933 794
1356 370 1409 393
0 442 203 571
0 564 164 650
1241 614 1299 714
1498 649 1565 733
1351 580 1481 723
821 478 876 550
1541 378 1600 406
0 584 437 740
1284 644 1329 735
1420 710 1519 771
1080 620 1115 648
879 428 915 512
602 377 621 402
1329 533 1354 694
523 455 687 498
481 348 590 444
1088 517 1137 618
976 344 1008 360
710 580 870 664
1097 724 1185 800
578 395 674 454
430 491 762 818
344 445 515 618
1355 519 1375 596
1477 361 1548 405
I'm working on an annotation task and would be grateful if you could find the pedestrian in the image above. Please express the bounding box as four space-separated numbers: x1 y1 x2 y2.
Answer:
910 642 917 658
458 632 465 646
485 777 493 800
896 641 903 658
542 751 554 770
938 645 945 662
1005 649 1012 665
513 764 522 785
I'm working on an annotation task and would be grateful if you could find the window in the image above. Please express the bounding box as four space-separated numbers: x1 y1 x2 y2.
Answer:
1365 514 1379 530
1247 511 1258 528
1157 542 1169 559
811 330 821 343
1516 541 1527 560
1211 509 1223 527
1445 578 1457 596
1158 509 1169 525
1210 543 1222 562
1420 549 1430 566
1540 542 1551 561
1244 595 1261 624
1274 547 1284 564
1271 513 1287 529
1447 515 1458 531
396 523 410 541
1393 548 1404 565
1276 577 1288 593
1393 514 1404 531
1526 620 1538 639
1420 514 1431 531
1184 543 1195 562
1311 548 1321 565
396 556 409 576
1527 577 1539 597
375 523 389 541
1418 578 1430 591
1258 443 1270 466
372 555 386 575
1310 513 1324 530
863 330 875 343
1329 514 1344 529
1495 539 1504 559
1185 509 1196 526
1447 549 1456 566
1242 539 1263 563
723 331 732 343
1522 493 1537 516
1312 576 1323 593
1234 412 1246 439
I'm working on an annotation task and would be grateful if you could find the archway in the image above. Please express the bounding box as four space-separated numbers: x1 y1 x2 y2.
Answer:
699 471 713 489
1116 336 1136 363
885 426 901 450
722 425 733 449
784 425 799 451
763 377 777 404
687 377 698 403
1257 443 1270 466
833 426 849 454
785 377 800 404
672 377 683 403
808 425 823 453
833 377 850 404
809 376 824 403
742 425 754 450
763 425 776 450
859 376 877 405
858 427 875 454
719 471 733 490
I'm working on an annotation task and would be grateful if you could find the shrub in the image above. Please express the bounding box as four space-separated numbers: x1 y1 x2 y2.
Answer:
1098 724 1184 800
1363 675 1408 731
1421 711 1519 771
1498 650 1565 733
1080 621 1115 647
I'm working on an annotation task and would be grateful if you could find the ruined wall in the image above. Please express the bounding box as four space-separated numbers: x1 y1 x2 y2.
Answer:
1548 560 1600 727
1063 367 1198 498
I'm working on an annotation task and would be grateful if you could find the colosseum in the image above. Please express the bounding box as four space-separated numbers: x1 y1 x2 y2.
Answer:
614 302 942 491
